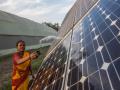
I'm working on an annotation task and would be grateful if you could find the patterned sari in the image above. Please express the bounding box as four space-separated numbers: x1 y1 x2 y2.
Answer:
12 51 31 90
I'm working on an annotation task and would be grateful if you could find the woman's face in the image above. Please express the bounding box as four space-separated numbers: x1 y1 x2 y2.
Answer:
17 42 25 52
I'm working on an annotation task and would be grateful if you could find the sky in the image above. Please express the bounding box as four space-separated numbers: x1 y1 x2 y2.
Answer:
0 0 76 24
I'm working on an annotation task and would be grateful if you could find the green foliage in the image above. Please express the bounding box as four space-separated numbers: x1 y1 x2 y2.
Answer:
44 22 60 31
1 78 11 90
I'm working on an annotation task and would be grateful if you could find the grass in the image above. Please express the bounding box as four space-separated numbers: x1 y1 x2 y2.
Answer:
1 77 11 90
0 54 12 90
0 46 49 90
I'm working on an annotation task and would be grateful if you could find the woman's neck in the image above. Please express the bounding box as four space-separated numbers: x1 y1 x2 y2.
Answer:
18 51 24 57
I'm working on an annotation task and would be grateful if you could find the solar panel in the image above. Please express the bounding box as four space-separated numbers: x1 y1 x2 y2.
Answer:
30 0 120 90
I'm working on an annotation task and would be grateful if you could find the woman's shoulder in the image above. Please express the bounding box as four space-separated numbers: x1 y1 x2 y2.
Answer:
13 52 18 56
24 51 30 55
12 51 30 56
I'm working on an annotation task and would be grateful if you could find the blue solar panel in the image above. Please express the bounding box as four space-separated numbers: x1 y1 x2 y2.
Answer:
30 0 120 90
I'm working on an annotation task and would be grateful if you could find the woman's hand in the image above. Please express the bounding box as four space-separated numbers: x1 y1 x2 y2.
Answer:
30 52 38 60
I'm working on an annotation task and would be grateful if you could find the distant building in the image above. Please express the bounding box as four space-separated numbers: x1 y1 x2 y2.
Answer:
0 10 57 50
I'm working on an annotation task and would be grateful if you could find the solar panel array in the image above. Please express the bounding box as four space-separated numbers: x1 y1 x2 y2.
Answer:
30 0 120 90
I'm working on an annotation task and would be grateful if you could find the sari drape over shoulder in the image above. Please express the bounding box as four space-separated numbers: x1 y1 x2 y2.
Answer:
12 51 31 90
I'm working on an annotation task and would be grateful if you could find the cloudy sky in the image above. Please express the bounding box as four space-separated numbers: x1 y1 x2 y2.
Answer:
0 0 76 24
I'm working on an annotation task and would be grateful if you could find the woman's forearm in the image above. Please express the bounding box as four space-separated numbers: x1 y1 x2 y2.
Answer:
16 52 37 64
16 55 30 64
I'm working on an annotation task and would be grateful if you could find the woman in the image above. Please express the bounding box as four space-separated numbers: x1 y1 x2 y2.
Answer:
12 40 38 90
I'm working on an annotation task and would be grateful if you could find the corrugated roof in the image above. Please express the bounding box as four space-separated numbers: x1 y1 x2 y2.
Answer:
0 10 57 36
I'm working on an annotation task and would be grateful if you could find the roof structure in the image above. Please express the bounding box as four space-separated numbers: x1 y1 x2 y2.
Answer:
0 10 57 36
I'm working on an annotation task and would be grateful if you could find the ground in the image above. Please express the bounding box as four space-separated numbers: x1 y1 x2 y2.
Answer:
0 46 49 90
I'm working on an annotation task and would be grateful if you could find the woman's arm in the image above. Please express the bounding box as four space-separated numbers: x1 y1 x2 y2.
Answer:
13 52 37 64
17 55 30 64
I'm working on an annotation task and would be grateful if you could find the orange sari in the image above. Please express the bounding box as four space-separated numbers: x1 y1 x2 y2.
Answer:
12 51 31 90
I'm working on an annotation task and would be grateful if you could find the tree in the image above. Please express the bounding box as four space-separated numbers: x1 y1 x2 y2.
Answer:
44 22 60 31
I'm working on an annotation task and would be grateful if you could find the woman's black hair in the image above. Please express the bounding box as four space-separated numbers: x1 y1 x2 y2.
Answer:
16 40 25 47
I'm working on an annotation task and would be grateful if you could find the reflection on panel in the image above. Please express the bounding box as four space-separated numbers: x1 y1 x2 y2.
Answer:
30 0 120 90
